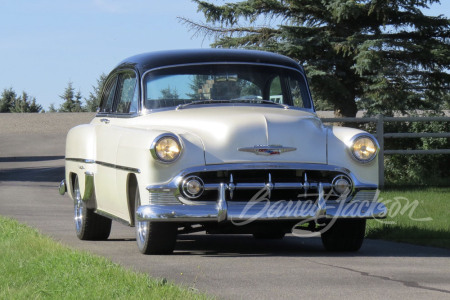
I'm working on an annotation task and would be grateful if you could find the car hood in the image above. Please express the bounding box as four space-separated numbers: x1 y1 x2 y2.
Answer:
138 106 327 165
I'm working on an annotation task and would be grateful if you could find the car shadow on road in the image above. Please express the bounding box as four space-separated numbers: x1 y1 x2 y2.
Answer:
171 234 450 258
0 166 65 182
0 156 64 162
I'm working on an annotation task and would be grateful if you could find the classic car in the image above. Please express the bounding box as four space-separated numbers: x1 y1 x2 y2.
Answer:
59 49 387 254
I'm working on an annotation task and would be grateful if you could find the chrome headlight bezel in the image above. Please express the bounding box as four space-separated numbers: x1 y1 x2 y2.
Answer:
150 133 183 163
348 134 379 164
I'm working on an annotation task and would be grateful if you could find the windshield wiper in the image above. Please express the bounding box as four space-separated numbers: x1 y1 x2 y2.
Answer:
176 100 231 110
176 99 289 110
230 98 289 109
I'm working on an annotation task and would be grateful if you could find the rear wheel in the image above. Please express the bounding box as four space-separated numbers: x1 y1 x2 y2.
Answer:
321 219 366 252
73 176 111 240
134 185 177 254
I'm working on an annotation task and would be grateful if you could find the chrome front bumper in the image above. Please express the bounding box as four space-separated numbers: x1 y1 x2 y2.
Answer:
136 183 387 223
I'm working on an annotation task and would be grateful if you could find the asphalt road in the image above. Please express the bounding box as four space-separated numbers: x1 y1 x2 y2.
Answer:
1 113 449 299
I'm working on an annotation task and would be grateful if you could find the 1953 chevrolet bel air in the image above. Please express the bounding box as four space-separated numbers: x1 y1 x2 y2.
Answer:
59 49 387 254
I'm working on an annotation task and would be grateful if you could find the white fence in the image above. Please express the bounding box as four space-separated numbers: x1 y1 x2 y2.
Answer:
321 115 450 187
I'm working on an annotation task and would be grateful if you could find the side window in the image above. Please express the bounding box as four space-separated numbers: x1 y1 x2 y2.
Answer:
115 72 138 114
288 77 309 108
100 75 118 113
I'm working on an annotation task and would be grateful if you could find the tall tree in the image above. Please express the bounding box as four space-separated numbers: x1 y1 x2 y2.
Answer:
85 73 107 112
183 0 449 117
59 82 85 112
10 91 42 113
0 88 17 112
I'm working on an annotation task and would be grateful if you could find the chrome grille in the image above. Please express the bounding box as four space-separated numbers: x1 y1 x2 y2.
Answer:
149 192 181 205
180 169 351 202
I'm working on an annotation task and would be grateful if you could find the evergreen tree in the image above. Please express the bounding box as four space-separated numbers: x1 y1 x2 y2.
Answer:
10 91 42 113
160 86 180 99
0 88 17 112
48 103 57 112
85 73 107 112
183 0 450 117
59 82 85 112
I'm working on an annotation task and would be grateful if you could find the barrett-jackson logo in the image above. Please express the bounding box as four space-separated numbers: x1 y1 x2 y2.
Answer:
238 145 297 156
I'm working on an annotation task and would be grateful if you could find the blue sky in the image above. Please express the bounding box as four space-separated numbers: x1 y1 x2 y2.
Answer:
0 0 448 111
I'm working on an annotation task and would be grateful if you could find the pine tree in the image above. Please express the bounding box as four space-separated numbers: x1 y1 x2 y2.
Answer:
59 82 85 112
0 88 17 112
85 73 107 112
10 92 42 113
183 0 450 117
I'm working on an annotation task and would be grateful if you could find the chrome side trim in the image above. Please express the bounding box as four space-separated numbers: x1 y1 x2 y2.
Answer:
66 158 95 164
96 160 141 173
65 158 141 174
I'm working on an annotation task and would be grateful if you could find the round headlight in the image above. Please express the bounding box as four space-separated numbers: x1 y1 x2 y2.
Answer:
151 134 182 163
350 135 379 163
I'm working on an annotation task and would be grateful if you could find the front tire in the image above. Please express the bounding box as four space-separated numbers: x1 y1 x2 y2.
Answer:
134 186 177 254
73 176 111 240
321 219 366 252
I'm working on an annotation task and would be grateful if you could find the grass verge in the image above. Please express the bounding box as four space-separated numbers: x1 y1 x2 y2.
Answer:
366 187 450 249
0 216 211 299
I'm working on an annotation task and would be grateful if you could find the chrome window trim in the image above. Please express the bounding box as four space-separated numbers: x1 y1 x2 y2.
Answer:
97 68 141 117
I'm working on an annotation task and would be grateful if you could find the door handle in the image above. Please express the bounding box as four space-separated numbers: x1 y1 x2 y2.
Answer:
100 118 110 124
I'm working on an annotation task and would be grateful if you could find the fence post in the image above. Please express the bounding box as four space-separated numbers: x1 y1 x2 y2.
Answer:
376 114 385 188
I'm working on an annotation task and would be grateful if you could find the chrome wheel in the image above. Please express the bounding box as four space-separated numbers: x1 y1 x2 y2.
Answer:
72 175 111 240
134 185 177 254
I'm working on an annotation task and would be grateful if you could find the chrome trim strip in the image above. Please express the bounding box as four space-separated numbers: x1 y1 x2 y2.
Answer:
66 158 95 164
65 158 141 173
96 161 141 173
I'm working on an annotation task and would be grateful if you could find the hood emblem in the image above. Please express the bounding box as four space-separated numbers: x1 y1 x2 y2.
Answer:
238 145 297 156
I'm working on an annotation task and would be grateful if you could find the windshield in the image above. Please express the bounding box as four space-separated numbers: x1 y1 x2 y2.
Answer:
143 64 312 109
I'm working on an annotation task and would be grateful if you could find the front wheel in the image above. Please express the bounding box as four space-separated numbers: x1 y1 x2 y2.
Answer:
134 186 177 254
73 176 111 240
321 219 366 252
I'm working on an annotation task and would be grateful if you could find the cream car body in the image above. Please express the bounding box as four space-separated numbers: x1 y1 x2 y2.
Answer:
60 49 386 254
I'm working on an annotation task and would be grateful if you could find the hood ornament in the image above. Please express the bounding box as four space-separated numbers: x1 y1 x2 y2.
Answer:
238 145 297 156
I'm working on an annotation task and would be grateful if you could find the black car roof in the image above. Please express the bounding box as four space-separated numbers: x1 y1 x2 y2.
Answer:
115 49 303 74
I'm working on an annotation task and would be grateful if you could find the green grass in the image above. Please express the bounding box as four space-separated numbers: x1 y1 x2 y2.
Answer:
366 187 450 249
0 216 211 300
